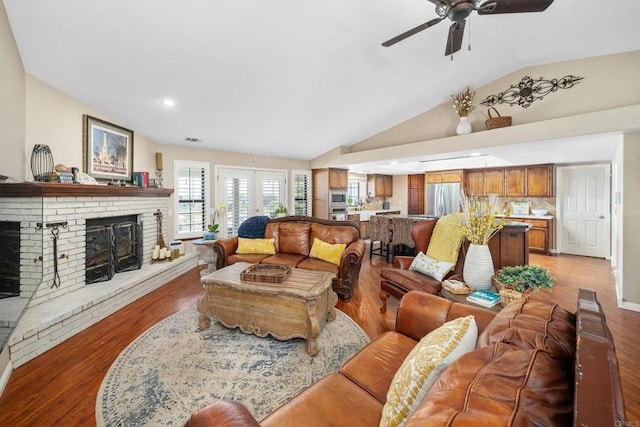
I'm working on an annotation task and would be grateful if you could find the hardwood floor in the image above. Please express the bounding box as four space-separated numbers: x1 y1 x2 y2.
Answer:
0 251 638 425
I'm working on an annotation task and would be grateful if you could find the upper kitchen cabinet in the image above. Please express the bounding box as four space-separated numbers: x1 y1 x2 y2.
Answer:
465 164 553 197
505 167 526 197
426 170 462 183
328 168 348 189
367 174 393 197
464 169 504 196
526 164 554 197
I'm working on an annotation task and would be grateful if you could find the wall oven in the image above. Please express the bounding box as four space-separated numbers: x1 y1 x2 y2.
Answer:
329 191 347 204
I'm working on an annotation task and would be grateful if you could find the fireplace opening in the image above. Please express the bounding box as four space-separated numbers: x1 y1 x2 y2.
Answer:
0 221 20 298
86 215 142 284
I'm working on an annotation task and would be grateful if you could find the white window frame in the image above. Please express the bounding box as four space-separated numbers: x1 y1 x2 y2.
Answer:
174 160 211 240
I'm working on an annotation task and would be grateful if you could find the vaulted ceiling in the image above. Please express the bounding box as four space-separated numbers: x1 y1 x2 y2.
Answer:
5 0 640 163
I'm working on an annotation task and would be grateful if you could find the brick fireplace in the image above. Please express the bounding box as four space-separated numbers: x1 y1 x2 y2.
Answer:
0 184 198 368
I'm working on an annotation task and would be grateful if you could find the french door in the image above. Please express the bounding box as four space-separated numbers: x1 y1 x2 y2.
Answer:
217 167 287 237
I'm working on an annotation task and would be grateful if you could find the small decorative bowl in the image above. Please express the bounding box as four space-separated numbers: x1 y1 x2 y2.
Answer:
531 209 548 216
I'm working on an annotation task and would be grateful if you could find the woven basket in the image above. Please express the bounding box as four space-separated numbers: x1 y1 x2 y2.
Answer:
485 107 512 130
499 288 524 307
241 264 292 283
442 278 474 295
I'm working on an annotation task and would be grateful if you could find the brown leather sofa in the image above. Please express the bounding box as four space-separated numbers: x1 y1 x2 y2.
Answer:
185 289 625 426
212 216 366 301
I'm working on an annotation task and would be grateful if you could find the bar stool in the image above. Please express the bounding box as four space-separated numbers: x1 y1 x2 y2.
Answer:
369 215 393 262
390 216 416 257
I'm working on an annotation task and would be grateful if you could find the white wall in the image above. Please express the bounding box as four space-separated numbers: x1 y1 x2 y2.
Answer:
0 3 25 180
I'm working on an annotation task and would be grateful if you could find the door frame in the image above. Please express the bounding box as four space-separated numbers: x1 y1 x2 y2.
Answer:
555 163 611 259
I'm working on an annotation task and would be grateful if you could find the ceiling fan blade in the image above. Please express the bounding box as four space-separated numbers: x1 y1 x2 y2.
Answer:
445 20 465 56
382 17 444 47
477 0 554 15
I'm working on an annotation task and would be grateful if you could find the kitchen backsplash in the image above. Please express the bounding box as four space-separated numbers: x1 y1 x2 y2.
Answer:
501 197 556 215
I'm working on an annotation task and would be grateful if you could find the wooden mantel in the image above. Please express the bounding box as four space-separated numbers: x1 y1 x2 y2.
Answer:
0 182 174 198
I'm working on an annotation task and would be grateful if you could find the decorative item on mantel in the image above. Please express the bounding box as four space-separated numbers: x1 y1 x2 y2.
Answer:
450 87 476 135
155 152 164 189
459 192 505 290
30 144 55 182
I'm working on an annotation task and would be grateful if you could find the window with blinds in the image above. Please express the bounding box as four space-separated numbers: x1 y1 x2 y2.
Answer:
292 170 311 216
174 161 210 239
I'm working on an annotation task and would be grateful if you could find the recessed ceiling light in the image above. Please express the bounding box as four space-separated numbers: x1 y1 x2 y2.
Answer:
162 99 176 107
390 161 398 165
469 152 482 157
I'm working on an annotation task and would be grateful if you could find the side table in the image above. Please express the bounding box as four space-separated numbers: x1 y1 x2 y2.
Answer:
439 288 503 313
193 238 217 276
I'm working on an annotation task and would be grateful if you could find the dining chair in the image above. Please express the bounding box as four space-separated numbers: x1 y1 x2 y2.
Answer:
389 216 416 257
369 215 393 262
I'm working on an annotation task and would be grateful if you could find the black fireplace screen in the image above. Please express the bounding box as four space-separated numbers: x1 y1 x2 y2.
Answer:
0 222 20 298
86 217 142 284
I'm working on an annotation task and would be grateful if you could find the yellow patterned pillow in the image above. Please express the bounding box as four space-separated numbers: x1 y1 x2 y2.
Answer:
426 212 465 264
309 237 346 266
380 315 478 427
236 237 276 255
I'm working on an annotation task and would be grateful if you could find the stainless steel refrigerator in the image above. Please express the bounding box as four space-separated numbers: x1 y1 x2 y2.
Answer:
426 182 461 217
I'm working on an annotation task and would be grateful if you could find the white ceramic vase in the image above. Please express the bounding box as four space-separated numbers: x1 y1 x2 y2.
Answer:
456 116 472 135
463 244 494 290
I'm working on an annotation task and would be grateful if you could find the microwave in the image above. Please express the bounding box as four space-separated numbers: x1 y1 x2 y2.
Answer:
330 191 347 204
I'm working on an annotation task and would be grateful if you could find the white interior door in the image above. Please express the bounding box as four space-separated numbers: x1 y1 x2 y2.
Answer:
558 164 610 258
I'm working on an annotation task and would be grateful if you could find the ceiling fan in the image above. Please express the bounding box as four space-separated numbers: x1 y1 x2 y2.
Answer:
382 0 554 56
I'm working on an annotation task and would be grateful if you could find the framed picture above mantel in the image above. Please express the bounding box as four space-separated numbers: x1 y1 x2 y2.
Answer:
83 114 134 182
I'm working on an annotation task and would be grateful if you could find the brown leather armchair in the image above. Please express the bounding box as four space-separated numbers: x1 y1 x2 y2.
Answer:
379 219 465 313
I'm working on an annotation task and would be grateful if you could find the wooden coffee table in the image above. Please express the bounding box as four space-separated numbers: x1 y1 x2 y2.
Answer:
197 262 337 356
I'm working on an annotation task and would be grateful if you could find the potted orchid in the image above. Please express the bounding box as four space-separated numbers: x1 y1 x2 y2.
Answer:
203 205 226 240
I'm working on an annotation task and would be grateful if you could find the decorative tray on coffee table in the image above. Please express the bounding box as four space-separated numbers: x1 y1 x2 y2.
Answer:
240 264 292 283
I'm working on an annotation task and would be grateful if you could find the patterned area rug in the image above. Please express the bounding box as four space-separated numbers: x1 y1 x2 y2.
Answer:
96 305 369 426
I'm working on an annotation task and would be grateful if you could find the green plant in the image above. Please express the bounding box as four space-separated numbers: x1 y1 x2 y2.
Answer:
274 204 288 215
207 223 219 233
494 265 554 293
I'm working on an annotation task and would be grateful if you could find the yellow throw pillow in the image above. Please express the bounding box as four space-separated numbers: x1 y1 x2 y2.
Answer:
309 237 346 266
236 237 276 255
380 315 478 427
426 213 465 264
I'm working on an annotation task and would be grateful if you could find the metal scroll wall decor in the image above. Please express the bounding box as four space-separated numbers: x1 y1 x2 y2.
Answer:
480 75 584 109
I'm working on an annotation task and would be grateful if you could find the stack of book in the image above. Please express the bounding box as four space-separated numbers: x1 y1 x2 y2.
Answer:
466 289 501 308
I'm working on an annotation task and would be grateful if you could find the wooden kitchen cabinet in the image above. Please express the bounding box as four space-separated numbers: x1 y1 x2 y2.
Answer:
464 169 504 196
507 217 553 254
526 164 554 197
505 167 526 197
407 173 425 215
426 170 462 183
465 164 552 197
360 221 370 239
328 168 348 189
367 174 393 198
485 169 505 195
464 170 485 196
